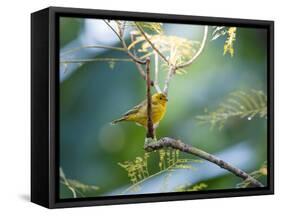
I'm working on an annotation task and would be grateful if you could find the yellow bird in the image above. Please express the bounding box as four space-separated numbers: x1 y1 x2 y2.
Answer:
111 93 168 128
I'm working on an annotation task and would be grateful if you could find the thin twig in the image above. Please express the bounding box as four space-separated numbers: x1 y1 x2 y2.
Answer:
60 180 77 198
163 66 176 95
60 58 133 64
135 22 170 65
154 52 161 93
60 45 126 57
104 20 146 65
118 20 126 37
176 26 208 69
62 63 68 73
60 168 77 198
146 57 154 139
144 137 264 187
103 20 123 42
162 26 208 95
60 45 125 56
130 33 154 86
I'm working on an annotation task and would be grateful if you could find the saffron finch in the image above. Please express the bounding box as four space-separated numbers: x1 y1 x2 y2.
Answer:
111 93 168 128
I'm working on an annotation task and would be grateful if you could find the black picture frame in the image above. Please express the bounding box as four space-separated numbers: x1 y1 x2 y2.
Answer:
31 6 274 208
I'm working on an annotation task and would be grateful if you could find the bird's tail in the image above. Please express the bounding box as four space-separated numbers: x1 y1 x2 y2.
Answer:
110 117 127 125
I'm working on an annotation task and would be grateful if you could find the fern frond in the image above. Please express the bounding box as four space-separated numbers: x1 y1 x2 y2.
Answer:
118 152 150 191
196 89 267 130
187 183 208 191
175 182 208 192
158 149 202 171
119 149 202 193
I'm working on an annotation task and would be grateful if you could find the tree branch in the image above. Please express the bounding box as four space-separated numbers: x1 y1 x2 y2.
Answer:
163 66 176 95
162 26 208 95
176 26 208 69
154 52 162 93
103 20 156 86
104 20 146 65
60 58 133 64
60 45 126 57
135 22 170 65
144 137 264 188
145 57 155 139
130 33 154 86
103 20 123 42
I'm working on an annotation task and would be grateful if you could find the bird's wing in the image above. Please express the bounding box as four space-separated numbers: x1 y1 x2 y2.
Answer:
123 99 147 116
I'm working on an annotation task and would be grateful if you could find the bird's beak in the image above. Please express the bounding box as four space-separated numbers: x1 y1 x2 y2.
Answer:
165 98 168 102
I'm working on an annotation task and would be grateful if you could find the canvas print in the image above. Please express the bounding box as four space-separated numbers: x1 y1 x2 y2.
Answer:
59 17 268 199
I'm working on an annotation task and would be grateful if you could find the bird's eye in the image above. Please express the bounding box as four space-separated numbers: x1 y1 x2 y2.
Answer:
160 97 162 100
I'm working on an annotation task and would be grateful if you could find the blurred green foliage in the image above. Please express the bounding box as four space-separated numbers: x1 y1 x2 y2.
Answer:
60 18 83 47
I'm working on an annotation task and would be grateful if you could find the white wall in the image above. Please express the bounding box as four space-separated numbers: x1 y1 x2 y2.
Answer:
0 0 279 215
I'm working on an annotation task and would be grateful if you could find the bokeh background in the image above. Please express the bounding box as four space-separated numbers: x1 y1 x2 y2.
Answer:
59 17 267 198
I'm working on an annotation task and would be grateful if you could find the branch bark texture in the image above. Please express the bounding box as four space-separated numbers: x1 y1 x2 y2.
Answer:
145 57 155 139
144 137 264 187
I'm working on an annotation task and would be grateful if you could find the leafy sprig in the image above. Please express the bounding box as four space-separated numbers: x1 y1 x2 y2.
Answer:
118 149 202 193
212 26 237 57
175 182 208 192
196 90 267 130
